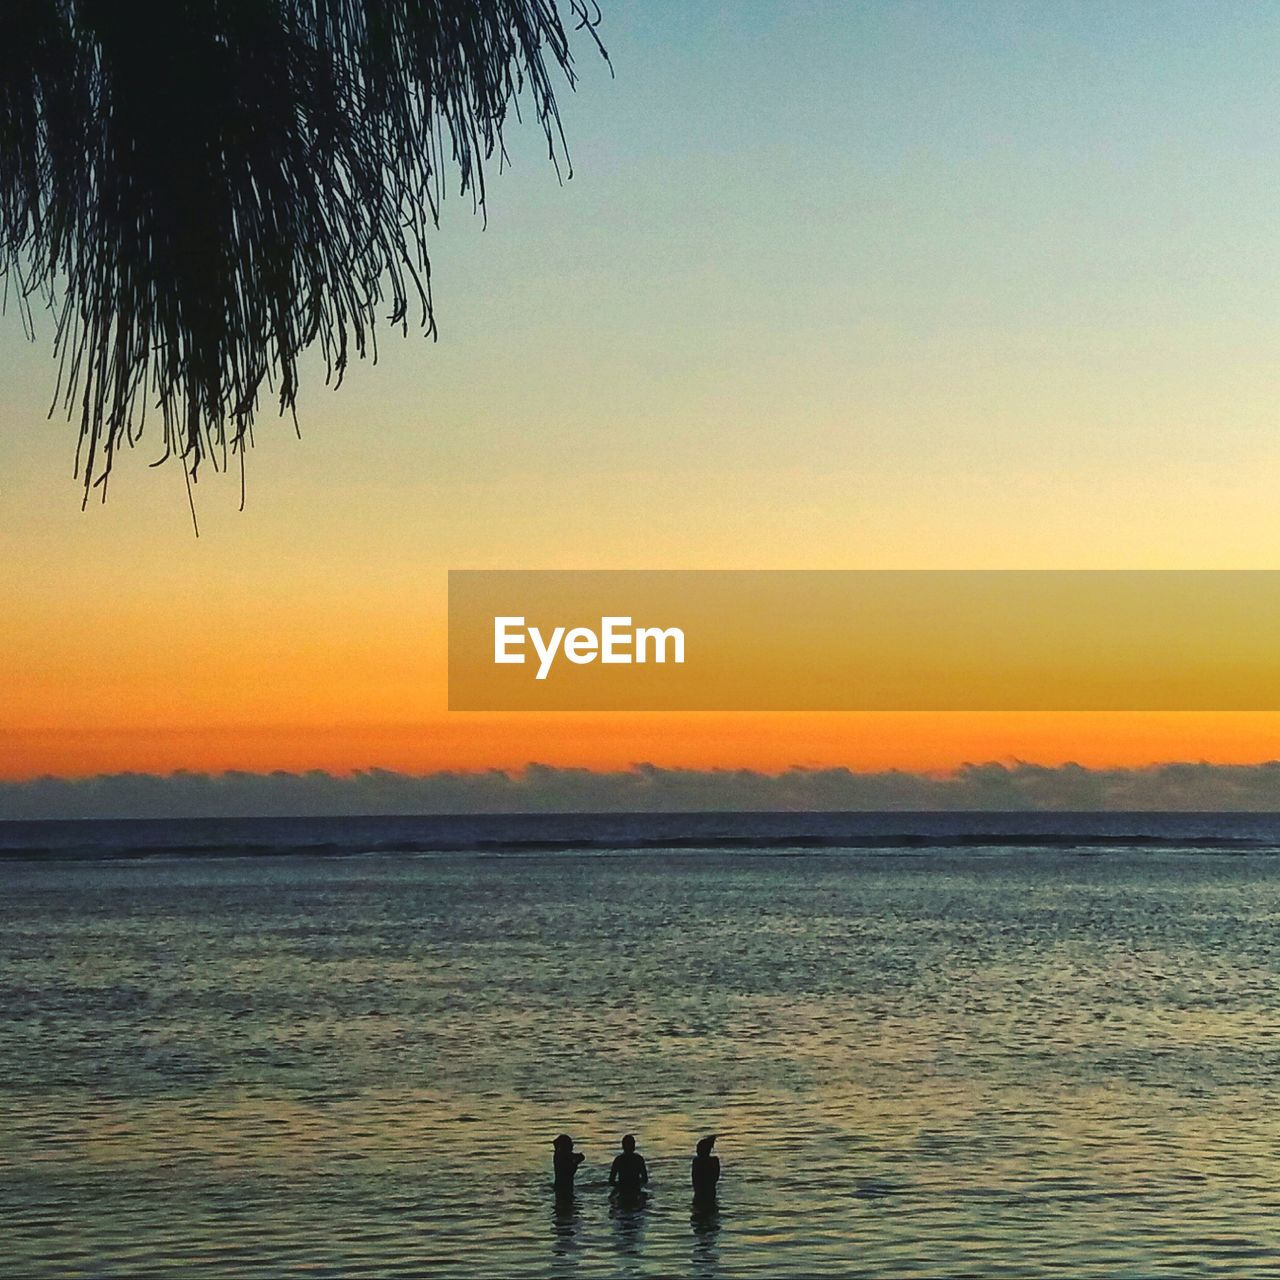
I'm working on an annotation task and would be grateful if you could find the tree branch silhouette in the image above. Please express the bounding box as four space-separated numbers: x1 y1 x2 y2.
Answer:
0 0 607 501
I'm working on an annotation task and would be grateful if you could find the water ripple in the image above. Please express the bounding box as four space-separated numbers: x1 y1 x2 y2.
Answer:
5 849 1280 1276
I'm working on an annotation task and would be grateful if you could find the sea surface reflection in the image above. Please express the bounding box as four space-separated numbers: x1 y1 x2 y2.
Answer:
5 835 1280 1276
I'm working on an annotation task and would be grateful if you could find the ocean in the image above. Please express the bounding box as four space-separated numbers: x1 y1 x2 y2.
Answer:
5 811 1280 1278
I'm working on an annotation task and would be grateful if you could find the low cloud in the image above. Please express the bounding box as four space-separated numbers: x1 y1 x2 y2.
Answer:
5 759 1280 819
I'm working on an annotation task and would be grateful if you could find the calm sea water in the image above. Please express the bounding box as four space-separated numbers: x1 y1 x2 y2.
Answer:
6 812 1280 1278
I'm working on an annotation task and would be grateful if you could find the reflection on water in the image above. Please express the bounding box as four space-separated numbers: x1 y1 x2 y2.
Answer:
6 845 1280 1277
550 1190 582 1276
609 1189 649 1262
690 1197 722 1278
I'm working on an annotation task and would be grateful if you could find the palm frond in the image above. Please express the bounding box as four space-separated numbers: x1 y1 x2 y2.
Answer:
0 0 607 499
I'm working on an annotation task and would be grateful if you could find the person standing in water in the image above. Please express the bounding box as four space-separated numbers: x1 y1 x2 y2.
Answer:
691 1135 720 1199
552 1134 585 1190
608 1134 649 1195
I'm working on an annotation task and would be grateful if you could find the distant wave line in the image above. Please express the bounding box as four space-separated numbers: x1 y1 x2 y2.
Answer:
4 832 1278 861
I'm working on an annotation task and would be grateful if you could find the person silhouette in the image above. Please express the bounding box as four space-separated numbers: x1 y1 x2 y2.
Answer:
553 1134 585 1190
691 1135 720 1199
608 1134 649 1195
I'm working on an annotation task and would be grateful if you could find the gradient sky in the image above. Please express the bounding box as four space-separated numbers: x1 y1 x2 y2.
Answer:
5 1 1280 780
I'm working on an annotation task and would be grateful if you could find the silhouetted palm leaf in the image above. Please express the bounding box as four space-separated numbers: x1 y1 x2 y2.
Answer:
0 0 606 500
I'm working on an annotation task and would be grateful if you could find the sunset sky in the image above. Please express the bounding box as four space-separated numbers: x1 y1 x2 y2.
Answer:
5 1 1280 782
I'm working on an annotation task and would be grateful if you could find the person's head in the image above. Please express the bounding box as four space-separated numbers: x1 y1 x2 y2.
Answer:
621 1134 636 1152
696 1135 717 1157
553 1134 574 1152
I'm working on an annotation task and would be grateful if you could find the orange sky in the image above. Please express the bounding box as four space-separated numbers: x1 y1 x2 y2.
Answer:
6 8 1280 786
5 713 1280 781
5 566 1280 779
